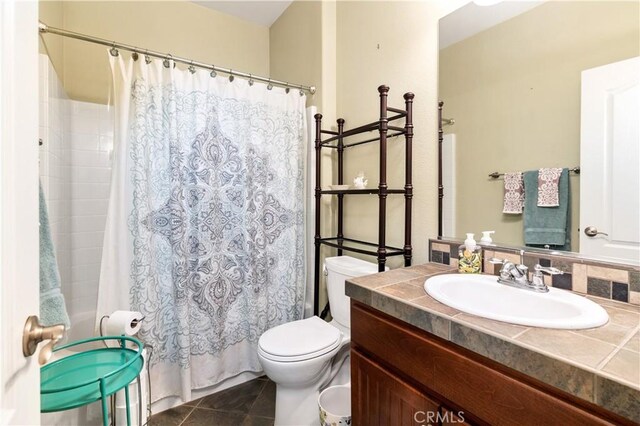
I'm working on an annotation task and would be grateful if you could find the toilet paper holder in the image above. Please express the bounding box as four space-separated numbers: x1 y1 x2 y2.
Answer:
98 311 146 336
129 317 145 328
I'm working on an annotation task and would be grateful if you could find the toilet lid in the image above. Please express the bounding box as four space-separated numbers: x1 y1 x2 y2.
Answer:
258 316 342 362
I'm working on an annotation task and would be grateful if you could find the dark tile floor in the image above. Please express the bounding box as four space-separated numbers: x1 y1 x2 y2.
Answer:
149 377 275 426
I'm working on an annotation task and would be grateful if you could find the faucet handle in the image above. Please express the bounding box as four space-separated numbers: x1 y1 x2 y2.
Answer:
489 258 507 265
534 264 563 275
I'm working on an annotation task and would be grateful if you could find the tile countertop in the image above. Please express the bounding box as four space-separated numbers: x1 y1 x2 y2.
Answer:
345 262 640 423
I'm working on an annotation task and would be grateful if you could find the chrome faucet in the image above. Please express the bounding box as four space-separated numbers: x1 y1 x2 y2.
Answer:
489 250 562 293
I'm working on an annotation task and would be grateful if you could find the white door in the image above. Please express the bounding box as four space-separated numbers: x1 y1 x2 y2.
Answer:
0 1 41 424
580 56 640 264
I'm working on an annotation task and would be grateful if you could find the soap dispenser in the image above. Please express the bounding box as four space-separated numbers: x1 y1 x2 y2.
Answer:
458 233 482 274
480 231 495 245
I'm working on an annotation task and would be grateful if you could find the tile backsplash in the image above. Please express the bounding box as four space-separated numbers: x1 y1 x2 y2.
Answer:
429 238 640 305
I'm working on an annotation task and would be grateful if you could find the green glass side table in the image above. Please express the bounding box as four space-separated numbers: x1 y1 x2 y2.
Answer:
41 336 144 426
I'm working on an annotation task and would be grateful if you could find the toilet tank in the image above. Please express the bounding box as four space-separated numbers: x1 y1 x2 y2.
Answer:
324 256 385 329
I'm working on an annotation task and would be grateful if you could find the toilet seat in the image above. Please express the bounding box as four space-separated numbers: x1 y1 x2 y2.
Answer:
258 316 342 362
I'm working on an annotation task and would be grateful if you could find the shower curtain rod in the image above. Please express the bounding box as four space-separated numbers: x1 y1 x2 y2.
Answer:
38 22 317 95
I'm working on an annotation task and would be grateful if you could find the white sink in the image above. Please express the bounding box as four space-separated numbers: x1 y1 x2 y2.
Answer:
424 274 609 329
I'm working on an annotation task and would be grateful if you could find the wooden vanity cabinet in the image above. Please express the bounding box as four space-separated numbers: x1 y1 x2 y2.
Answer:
350 301 631 426
352 350 442 425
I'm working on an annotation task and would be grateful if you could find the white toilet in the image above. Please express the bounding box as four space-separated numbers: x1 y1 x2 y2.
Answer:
258 256 381 426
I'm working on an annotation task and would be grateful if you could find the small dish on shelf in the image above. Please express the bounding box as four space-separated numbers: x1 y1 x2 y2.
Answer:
330 185 350 190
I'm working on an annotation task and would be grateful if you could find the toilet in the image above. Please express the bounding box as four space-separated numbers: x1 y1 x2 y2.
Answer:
258 256 381 426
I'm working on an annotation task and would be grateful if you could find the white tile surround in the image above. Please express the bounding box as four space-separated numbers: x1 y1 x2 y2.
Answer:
39 55 70 293
66 99 113 338
39 54 114 426
39 55 113 342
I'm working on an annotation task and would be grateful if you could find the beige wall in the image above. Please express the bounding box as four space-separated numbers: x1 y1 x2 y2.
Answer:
440 1 639 249
272 0 461 309
270 1 323 108
270 1 337 312
39 1 270 104
39 1 64 75
336 1 462 269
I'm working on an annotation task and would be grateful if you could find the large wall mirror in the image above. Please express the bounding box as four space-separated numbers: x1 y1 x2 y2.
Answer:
438 0 639 264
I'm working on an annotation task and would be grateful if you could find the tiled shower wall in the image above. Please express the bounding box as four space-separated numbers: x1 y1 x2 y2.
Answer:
429 238 640 305
39 55 71 293
66 100 114 339
39 54 113 341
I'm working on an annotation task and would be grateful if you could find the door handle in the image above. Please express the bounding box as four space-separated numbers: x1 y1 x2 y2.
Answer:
23 315 65 365
584 226 609 237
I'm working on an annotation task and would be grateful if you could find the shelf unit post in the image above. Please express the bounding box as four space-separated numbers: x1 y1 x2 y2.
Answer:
404 93 415 267
377 85 389 272
337 118 345 256
313 113 323 316
312 86 415 317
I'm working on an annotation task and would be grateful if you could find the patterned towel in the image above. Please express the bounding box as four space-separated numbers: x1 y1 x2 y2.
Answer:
537 168 563 207
503 172 525 214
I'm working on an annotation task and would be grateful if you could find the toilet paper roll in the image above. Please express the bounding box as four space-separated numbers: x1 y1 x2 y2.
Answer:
105 310 143 336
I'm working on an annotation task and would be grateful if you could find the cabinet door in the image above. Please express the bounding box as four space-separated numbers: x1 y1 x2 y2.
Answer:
352 349 440 426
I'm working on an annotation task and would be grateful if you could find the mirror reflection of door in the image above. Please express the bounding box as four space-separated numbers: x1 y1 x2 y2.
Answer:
439 0 640 263
580 57 640 263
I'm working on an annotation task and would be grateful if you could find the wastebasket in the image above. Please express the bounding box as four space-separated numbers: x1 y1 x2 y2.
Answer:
318 384 351 426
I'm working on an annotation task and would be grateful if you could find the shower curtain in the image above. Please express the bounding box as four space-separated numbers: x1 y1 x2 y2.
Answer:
97 54 307 403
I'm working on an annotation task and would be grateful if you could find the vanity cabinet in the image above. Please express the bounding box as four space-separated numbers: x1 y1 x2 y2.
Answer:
352 350 441 425
350 301 631 426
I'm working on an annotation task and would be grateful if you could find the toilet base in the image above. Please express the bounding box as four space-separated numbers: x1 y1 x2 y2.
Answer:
273 349 351 426
274 384 324 426
326 351 350 389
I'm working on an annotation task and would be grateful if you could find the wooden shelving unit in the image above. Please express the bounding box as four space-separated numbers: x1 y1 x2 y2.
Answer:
313 85 414 316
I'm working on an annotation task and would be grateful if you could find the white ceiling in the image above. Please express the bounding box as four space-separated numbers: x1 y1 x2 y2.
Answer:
439 1 546 50
193 1 547 42
193 1 293 27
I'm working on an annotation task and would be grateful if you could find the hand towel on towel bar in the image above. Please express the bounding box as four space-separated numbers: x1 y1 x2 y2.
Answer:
503 172 525 214
537 167 563 207
523 168 571 250
39 182 71 329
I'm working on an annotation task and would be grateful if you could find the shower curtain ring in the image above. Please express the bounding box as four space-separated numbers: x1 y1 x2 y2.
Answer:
109 42 119 57
267 79 273 91
285 83 290 94
163 54 172 68
229 70 235 82
188 61 196 74
210 66 217 78
144 50 152 64
248 74 254 86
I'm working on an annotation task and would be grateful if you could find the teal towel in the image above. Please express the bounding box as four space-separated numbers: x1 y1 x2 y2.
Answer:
39 182 70 329
523 168 571 250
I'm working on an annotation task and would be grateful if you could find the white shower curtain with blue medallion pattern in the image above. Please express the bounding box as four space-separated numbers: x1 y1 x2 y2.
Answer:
98 55 307 403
